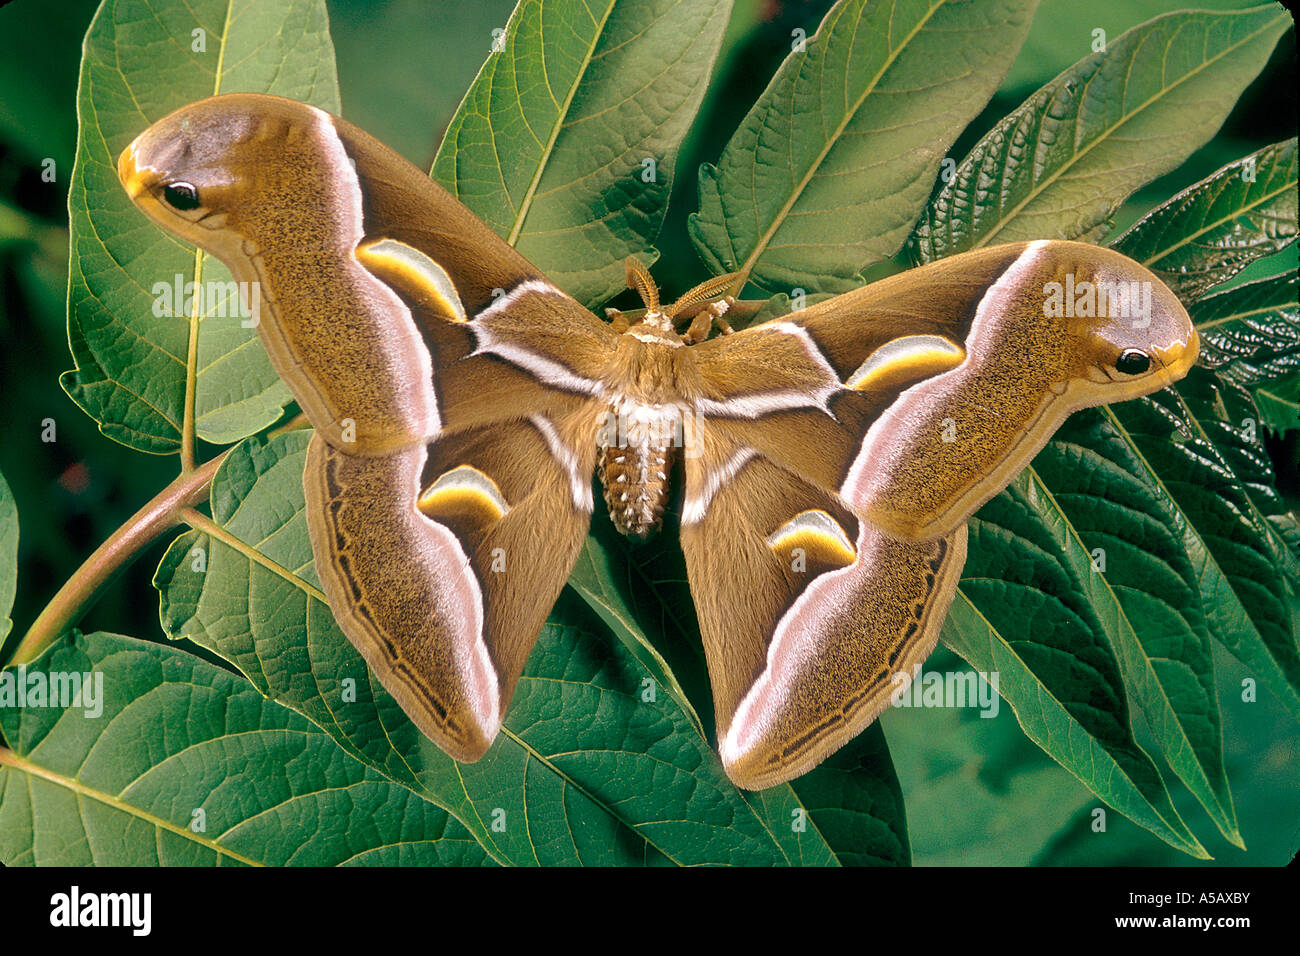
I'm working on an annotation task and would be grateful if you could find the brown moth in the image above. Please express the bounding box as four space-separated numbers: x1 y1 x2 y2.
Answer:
118 93 1199 789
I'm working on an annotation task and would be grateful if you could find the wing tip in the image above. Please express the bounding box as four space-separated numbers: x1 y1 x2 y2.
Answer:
720 741 818 792
419 711 500 764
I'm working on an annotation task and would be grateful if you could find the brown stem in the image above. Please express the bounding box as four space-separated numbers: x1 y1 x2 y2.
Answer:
10 454 224 666
9 411 311 667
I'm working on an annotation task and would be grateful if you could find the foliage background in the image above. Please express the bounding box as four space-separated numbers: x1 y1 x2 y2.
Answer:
0 0 1295 864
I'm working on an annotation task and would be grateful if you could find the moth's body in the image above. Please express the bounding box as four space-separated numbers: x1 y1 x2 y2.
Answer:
120 93 1198 789
593 310 694 537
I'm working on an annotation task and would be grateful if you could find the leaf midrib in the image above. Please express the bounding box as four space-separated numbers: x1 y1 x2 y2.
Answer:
1135 146 1299 266
1193 282 1298 331
0 744 263 866
736 0 945 281
505 1 617 246
180 1 237 462
1025 463 1237 837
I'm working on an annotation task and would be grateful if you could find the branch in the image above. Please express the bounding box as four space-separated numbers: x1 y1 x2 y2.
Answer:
9 455 223 666
9 414 308 666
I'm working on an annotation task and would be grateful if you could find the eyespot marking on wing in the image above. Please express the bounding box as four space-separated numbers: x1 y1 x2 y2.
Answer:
418 464 510 521
846 335 965 390
356 237 467 322
766 509 856 567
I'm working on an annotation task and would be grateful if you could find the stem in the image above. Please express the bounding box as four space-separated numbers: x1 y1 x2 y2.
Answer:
10 413 310 667
11 454 223 666
179 248 205 473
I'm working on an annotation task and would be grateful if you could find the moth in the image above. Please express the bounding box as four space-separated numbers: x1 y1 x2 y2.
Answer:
118 93 1198 789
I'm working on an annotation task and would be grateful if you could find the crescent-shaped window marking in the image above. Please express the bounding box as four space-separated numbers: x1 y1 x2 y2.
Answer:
846 334 966 390
766 509 857 566
356 237 468 322
418 464 511 521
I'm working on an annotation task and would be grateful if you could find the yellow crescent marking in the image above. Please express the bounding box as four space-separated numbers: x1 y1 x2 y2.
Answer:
766 509 856 566
847 335 965 390
418 465 510 521
356 237 467 322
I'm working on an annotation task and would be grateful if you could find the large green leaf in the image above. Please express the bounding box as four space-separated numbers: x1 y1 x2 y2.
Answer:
690 0 1039 294
568 533 706 738
1193 273 1300 433
1033 412 1238 844
911 5 1291 261
0 631 491 865
1254 372 1300 434
1102 382 1300 712
1112 139 1298 301
941 364 1300 851
433 0 732 307
1144 369 1300 660
0 470 16 645
152 431 908 866
784 724 910 866
946 474 1208 857
62 0 339 453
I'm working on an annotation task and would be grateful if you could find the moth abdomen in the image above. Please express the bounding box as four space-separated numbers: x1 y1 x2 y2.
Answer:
597 399 681 538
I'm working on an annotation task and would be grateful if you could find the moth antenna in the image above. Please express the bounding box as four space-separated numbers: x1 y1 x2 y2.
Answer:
624 256 660 313
668 271 744 320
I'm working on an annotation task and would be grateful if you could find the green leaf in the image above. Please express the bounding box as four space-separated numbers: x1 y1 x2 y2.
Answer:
62 0 339 453
911 5 1291 261
690 0 1039 293
570 520 911 865
152 431 901 866
1112 139 1298 301
433 0 732 307
568 515 717 732
1106 380 1300 716
946 476 1209 859
1182 375 1300 575
0 631 492 866
1193 272 1300 432
785 724 910 866
1034 413 1239 845
568 532 706 738
1255 371 1300 433
0 470 16 645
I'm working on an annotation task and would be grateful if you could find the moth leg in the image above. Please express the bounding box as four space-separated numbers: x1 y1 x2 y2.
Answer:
605 307 630 334
681 297 735 344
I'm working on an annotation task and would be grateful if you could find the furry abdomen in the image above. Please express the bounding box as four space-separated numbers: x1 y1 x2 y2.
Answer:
597 400 680 538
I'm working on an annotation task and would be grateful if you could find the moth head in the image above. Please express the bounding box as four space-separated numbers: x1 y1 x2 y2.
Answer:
118 93 345 255
1035 243 1199 400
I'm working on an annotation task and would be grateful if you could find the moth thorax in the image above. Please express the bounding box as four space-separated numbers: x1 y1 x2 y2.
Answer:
597 400 681 538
